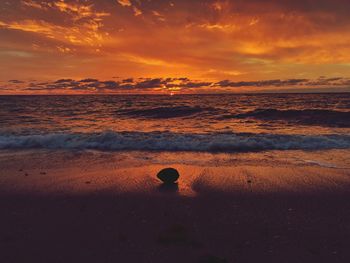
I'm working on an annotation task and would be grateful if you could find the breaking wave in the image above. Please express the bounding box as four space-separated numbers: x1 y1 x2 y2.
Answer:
0 131 349 152
116 106 217 118
225 108 350 127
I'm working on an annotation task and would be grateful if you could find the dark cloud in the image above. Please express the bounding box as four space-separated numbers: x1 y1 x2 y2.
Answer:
134 78 166 89
216 79 316 88
178 82 213 88
99 81 119 90
54 79 74 84
79 78 99 83
122 78 133 83
8 79 25 84
10 76 349 93
21 77 211 92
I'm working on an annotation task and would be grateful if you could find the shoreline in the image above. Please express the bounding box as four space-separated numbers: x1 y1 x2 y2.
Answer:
0 149 349 196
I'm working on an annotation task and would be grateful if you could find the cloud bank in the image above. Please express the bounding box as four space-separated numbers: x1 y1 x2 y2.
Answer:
2 76 349 94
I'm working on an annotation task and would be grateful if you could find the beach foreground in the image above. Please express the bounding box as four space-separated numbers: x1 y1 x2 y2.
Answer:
0 150 350 262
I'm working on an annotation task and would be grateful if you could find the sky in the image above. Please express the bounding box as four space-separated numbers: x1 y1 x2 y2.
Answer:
1 0 350 94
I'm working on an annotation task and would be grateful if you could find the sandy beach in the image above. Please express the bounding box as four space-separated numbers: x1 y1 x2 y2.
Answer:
0 149 349 262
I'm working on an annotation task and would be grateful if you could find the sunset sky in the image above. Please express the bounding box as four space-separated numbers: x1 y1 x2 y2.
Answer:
1 0 350 94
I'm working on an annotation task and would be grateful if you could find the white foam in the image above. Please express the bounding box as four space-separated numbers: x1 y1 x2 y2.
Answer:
0 131 350 152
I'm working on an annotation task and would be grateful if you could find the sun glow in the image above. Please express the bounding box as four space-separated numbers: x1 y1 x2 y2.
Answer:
1 0 350 93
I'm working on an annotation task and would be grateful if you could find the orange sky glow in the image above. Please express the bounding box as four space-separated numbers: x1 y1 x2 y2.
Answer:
1 0 350 94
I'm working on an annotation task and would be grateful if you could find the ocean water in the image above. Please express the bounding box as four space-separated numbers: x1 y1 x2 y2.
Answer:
0 93 349 152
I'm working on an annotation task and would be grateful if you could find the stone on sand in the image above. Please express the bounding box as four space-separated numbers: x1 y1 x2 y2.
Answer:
157 168 180 184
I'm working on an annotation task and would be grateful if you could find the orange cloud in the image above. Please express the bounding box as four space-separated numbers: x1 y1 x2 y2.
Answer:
1 0 350 92
21 0 48 10
117 0 132 7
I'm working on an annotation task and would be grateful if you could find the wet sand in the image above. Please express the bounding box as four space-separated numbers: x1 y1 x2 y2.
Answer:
0 150 350 262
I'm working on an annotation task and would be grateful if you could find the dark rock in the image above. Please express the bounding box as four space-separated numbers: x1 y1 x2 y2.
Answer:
157 168 180 184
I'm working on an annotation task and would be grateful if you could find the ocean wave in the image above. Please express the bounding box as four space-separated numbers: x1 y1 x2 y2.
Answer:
116 106 216 118
0 131 349 152
225 109 350 127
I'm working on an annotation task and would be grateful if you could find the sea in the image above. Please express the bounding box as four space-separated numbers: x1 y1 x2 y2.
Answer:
0 93 349 152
